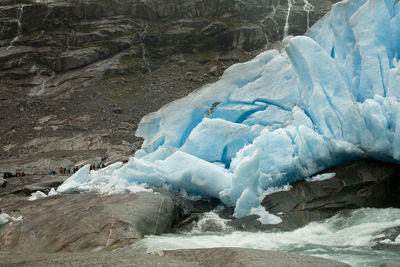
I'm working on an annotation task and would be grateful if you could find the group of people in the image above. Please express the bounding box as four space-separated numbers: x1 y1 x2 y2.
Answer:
3 171 25 178
2 162 109 179
48 163 107 175
91 163 106 170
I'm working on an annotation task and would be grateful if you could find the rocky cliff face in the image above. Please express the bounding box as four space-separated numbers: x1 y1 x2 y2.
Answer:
262 160 400 230
0 0 338 172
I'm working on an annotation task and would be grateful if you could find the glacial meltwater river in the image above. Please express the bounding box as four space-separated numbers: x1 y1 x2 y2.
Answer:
130 208 400 267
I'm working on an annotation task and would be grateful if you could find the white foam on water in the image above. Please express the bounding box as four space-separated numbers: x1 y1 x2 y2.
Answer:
191 211 233 233
131 208 400 267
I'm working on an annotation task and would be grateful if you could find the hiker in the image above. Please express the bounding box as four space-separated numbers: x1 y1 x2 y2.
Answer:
22 171 25 177
48 170 52 175
52 170 56 175
60 167 63 174
67 166 71 173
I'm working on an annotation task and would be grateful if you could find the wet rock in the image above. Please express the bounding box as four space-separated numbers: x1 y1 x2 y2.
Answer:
262 160 400 230
373 226 400 252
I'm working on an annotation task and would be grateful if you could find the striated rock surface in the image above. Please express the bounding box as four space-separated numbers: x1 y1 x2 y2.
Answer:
0 0 338 175
0 251 198 267
0 247 350 267
0 192 180 254
161 248 350 267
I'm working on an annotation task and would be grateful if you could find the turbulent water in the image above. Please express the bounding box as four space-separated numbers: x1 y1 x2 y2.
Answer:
131 208 400 267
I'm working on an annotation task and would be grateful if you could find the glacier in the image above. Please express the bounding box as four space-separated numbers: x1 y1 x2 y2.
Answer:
59 0 400 219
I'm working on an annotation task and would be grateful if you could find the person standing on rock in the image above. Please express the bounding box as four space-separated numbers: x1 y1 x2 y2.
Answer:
60 167 63 174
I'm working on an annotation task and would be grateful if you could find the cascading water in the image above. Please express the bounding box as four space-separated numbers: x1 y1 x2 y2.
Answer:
29 70 55 97
140 24 151 73
130 208 400 267
260 4 279 48
7 5 24 50
303 0 314 30
39 71 55 95
191 211 233 233
283 0 293 39
66 30 76 52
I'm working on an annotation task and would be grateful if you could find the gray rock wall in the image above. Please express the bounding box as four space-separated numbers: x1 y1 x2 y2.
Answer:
0 0 339 174
262 160 400 230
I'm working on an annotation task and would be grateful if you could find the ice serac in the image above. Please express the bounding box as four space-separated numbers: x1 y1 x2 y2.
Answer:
59 0 400 220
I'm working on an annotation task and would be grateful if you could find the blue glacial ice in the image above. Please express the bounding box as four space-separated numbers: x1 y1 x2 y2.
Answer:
59 0 400 220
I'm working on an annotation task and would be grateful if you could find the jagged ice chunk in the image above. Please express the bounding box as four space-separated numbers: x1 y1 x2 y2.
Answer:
59 0 400 219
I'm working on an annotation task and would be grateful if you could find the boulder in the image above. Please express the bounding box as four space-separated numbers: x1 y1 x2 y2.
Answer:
0 191 180 254
373 226 400 252
55 47 105 72
208 65 219 76
261 160 400 230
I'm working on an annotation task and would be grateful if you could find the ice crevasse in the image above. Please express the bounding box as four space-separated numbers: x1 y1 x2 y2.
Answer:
59 0 400 219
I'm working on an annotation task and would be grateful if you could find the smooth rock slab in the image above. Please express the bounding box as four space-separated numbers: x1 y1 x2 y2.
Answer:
0 251 197 267
0 192 178 254
162 248 350 267
0 248 350 267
